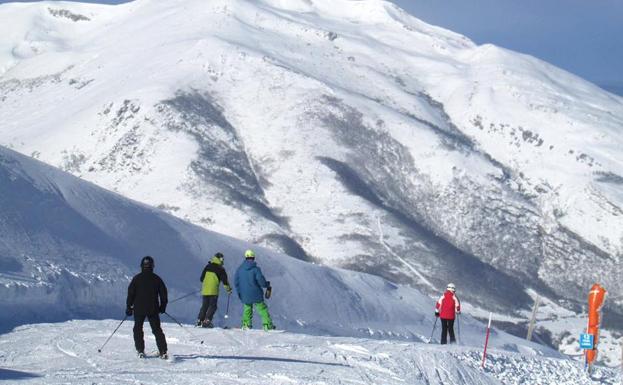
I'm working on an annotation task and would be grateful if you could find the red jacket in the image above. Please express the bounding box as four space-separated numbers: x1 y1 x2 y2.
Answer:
436 290 460 320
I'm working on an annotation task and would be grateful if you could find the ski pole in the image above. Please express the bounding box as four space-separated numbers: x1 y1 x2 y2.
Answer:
169 289 201 304
164 312 204 344
224 293 231 319
456 295 461 345
457 313 461 345
98 315 128 353
428 317 438 343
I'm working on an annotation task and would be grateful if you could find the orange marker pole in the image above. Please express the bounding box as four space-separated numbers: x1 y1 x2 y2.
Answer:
585 283 607 370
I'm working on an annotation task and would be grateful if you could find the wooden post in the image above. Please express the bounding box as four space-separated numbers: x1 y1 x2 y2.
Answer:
526 296 540 341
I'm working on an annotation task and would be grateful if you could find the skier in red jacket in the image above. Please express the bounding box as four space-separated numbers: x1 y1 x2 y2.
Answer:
435 283 461 344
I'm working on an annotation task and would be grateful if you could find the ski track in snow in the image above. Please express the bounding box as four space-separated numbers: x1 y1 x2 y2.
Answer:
0 320 618 385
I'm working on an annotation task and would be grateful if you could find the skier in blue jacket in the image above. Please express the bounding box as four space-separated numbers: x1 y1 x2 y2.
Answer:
234 249 275 330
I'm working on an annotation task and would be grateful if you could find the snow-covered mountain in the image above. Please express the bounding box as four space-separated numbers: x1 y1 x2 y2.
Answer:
1 0 622 364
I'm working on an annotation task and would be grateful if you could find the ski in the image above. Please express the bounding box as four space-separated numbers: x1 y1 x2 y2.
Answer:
137 351 173 361
244 328 285 333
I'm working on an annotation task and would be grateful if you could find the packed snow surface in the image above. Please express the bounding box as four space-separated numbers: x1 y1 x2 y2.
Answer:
0 320 618 385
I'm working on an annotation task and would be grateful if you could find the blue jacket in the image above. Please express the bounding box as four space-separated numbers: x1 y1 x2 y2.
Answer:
234 259 269 305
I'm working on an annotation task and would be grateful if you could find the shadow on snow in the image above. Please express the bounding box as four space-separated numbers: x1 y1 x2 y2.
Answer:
0 368 42 380
174 354 351 367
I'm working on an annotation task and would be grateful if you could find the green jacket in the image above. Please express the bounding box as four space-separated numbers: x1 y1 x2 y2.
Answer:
200 256 231 296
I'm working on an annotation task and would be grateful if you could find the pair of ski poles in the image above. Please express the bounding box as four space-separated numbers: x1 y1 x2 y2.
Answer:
98 291 232 352
97 313 192 353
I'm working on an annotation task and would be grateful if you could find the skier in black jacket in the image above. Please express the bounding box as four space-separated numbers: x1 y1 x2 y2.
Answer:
126 256 168 359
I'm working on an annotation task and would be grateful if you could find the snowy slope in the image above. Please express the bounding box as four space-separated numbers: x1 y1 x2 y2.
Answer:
0 320 618 385
1 0 622 363
0 144 424 337
0 144 554 357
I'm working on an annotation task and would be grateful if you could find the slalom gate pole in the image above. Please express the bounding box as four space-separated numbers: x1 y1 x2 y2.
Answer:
224 293 231 319
164 312 204 345
98 315 128 353
169 289 201 304
428 317 438 343
481 312 492 369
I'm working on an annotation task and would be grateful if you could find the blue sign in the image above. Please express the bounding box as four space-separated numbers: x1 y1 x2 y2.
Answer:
579 333 594 349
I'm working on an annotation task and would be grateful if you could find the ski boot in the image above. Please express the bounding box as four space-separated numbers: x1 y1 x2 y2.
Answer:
195 319 202 327
201 320 214 328
159 351 169 360
137 351 146 359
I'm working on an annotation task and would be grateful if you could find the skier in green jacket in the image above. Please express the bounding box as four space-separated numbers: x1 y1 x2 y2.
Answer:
196 252 232 328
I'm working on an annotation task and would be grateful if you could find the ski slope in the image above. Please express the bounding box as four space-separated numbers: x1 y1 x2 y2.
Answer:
0 320 618 385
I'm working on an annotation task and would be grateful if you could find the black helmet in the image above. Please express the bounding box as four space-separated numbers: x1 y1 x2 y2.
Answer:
141 256 154 270
215 252 224 260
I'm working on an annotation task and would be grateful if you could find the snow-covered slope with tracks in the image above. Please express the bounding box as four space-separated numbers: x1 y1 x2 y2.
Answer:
0 320 618 385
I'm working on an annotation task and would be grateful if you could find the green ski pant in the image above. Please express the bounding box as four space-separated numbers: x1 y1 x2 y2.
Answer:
242 302 273 329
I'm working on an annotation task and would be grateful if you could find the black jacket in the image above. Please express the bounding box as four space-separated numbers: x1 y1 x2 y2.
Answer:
127 270 168 316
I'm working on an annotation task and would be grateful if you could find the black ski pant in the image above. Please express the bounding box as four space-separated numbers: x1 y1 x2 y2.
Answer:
197 295 218 322
440 318 456 344
133 313 167 354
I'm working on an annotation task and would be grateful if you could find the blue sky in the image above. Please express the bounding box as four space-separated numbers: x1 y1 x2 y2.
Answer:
2 0 622 95
392 0 623 94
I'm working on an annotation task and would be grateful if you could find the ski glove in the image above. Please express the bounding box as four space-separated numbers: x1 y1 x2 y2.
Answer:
159 305 166 314
225 285 233 295
126 307 133 316
434 311 439 318
265 286 272 299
